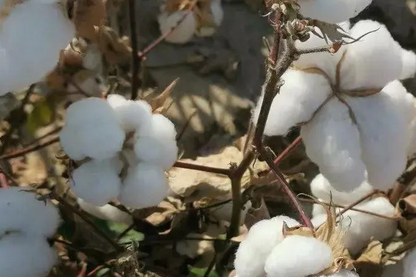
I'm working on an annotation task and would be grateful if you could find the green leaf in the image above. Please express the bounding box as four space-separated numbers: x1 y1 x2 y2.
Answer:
90 218 144 243
26 97 55 135
95 268 110 277
188 266 220 277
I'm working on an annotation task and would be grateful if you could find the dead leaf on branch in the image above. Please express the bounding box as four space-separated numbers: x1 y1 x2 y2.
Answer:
354 240 384 277
69 0 107 40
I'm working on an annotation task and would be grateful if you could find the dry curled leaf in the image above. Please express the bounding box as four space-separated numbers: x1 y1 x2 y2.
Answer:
150 78 179 113
70 0 107 39
95 26 132 65
354 240 384 277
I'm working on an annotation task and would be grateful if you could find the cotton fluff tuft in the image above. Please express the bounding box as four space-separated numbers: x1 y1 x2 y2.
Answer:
297 0 372 23
158 10 197 44
60 98 125 160
265 235 332 277
0 187 60 238
234 216 299 277
119 163 168 209
0 233 57 277
324 270 360 277
70 158 122 206
0 1 75 95
77 198 133 225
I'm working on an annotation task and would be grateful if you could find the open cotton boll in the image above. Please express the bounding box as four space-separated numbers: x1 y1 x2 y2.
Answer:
134 136 178 170
119 163 168 208
107 95 152 133
77 199 133 225
407 118 416 158
297 0 372 23
158 10 196 44
265 235 333 277
404 248 416 277
70 158 122 206
301 98 366 192
346 88 408 190
0 1 75 95
252 70 332 136
338 197 396 255
324 269 360 277
139 113 177 140
400 49 416 80
0 233 57 277
341 20 402 90
0 187 60 238
60 98 125 160
311 173 373 206
234 216 299 277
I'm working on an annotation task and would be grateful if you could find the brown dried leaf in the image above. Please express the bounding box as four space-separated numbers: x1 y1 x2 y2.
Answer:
150 78 179 112
354 240 384 277
71 0 106 40
96 26 132 65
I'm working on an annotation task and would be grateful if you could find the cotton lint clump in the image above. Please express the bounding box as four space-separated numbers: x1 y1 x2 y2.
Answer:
60 95 178 209
0 0 75 95
0 187 61 277
253 20 416 192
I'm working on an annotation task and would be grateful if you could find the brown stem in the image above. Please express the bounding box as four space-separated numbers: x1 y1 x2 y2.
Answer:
274 136 302 165
0 135 59 160
338 190 380 217
173 161 231 176
128 0 140 100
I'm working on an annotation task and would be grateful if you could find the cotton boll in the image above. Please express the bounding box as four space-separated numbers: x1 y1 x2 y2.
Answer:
341 20 402 90
107 95 152 133
407 118 416 158
404 248 416 277
234 216 299 277
301 98 366 191
253 70 332 136
134 136 178 170
310 173 373 206
346 88 408 190
298 0 372 23
0 2 75 95
265 235 333 277
0 187 61 238
70 158 122 206
77 199 133 225
0 233 57 277
324 269 360 277
158 10 196 44
61 98 126 160
119 163 168 209
311 213 328 228
139 113 177 140
400 49 416 80
210 0 223 26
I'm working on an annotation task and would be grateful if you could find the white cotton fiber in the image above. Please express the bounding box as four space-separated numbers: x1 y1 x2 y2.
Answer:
0 187 61 238
234 216 299 277
265 235 332 277
310 173 373 206
70 158 122 206
324 269 360 277
107 95 152 133
210 0 224 26
341 20 403 90
400 49 416 80
0 233 57 277
337 197 396 255
158 10 196 44
301 98 366 192
60 98 126 161
77 198 133 225
297 0 372 23
119 163 168 209
345 85 408 190
139 113 177 140
134 136 178 170
0 1 75 95
252 70 332 136
404 248 416 277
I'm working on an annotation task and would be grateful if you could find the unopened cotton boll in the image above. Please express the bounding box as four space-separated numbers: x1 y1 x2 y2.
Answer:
158 10 196 44
77 199 133 225
265 235 332 277
0 233 57 277
134 136 178 170
341 20 403 90
0 1 75 95
60 98 126 160
119 163 168 209
252 70 332 136
297 0 372 23
107 94 152 133
234 216 299 277
70 158 122 206
301 98 366 192
0 187 60 238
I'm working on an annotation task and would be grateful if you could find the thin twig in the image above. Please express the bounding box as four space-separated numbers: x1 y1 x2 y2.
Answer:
337 190 380 217
0 135 59 160
173 161 231 176
274 136 302 165
128 0 140 100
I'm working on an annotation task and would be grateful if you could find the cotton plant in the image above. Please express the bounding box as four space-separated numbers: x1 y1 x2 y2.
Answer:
253 20 416 192
234 214 359 277
0 0 75 95
158 0 223 44
59 95 178 209
0 187 61 277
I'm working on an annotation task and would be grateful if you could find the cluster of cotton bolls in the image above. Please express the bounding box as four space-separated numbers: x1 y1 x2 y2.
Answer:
310 174 397 255
0 0 75 95
253 19 416 192
234 215 358 277
158 0 223 44
0 187 61 277
59 95 178 209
